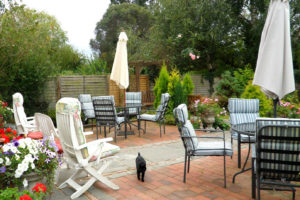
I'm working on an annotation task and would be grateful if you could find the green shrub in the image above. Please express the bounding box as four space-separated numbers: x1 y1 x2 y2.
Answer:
153 64 169 108
182 73 194 96
241 81 273 117
233 66 254 90
215 71 242 99
164 113 176 125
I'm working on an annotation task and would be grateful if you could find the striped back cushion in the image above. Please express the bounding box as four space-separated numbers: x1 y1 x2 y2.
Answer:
78 94 95 120
229 98 259 124
155 93 170 120
126 92 142 114
256 118 300 181
182 121 198 152
92 96 117 126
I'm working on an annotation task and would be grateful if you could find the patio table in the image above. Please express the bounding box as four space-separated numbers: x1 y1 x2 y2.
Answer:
117 103 145 139
232 122 256 183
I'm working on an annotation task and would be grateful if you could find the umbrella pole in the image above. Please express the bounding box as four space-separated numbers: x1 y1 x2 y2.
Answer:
273 98 279 118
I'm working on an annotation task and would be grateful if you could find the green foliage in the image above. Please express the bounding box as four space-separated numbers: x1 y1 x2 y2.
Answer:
46 109 56 126
77 57 108 75
241 81 273 117
167 68 194 113
215 71 242 98
233 66 254 89
182 73 194 96
213 117 230 131
282 91 300 105
0 6 69 114
164 113 175 125
91 3 154 67
0 183 47 200
153 65 169 108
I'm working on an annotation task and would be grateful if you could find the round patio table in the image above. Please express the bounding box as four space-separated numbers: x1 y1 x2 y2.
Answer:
117 103 145 139
232 122 256 183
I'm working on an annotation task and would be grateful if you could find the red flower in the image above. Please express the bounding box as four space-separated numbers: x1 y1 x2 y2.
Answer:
0 129 4 134
12 130 17 136
19 194 32 200
5 127 11 132
16 136 23 140
32 183 47 193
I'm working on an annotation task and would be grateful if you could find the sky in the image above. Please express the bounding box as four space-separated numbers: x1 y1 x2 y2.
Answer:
22 0 110 56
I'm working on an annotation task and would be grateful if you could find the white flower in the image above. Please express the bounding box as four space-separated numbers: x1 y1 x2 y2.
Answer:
23 179 28 188
31 163 35 169
15 168 23 178
177 34 182 38
15 154 20 160
0 158 3 164
5 157 11 166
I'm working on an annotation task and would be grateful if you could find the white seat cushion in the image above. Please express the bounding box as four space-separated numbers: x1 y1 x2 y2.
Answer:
193 141 233 156
138 114 156 121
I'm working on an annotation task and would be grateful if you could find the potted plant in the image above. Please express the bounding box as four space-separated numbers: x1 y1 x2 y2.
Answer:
197 97 221 129
0 130 59 192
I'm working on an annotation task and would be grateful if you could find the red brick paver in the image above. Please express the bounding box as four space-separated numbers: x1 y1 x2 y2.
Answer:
86 122 299 199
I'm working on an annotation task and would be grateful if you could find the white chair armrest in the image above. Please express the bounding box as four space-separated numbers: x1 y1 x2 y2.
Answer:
84 131 93 136
75 137 113 150
27 116 35 120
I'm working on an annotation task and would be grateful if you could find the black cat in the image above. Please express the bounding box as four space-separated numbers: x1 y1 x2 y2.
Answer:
136 152 146 182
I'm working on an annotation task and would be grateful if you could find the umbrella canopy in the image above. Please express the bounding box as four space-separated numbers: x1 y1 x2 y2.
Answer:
253 0 295 100
110 31 129 89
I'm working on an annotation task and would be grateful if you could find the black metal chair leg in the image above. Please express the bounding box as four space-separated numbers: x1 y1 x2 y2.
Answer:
257 174 261 200
163 118 166 134
183 151 187 183
187 156 190 173
96 125 99 139
251 158 256 199
224 155 226 188
114 126 117 142
159 120 162 137
104 126 107 138
238 134 241 168
144 121 146 134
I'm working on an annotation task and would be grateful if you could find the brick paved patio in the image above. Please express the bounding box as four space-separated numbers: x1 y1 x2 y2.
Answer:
78 122 299 199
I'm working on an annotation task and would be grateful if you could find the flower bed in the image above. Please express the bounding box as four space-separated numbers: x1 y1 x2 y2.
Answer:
0 130 59 192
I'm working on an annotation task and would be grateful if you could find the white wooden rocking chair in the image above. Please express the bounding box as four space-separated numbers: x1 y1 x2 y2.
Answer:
56 97 120 199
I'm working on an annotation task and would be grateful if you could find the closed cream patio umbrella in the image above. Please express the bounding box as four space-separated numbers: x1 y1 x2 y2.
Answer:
110 31 129 90
253 0 295 117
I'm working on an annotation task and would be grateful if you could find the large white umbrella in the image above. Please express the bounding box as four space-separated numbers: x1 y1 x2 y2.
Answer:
253 0 295 117
110 31 129 89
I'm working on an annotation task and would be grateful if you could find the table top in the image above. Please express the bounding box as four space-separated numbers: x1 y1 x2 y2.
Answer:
232 122 256 136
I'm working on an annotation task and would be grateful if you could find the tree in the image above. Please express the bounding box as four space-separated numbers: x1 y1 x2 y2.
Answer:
90 3 154 68
152 0 244 94
0 6 68 114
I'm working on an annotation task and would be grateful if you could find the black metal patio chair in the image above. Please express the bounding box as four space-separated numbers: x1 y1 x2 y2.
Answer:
253 118 300 200
173 104 233 188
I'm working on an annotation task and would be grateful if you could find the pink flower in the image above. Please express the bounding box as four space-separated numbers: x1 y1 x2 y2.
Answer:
194 99 200 106
189 53 196 60
215 98 218 102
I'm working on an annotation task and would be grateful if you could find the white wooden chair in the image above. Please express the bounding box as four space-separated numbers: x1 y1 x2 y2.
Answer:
56 97 120 199
12 92 36 135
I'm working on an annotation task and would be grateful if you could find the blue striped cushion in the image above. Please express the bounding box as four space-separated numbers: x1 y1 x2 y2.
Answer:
256 118 300 181
182 120 198 152
155 93 170 119
228 98 259 113
126 92 142 114
78 94 95 120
